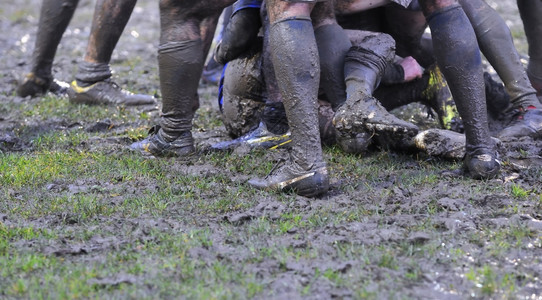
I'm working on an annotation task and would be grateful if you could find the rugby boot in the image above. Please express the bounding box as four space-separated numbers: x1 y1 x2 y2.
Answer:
248 160 329 197
497 106 542 140
484 72 510 119
415 129 466 159
333 45 419 139
130 125 195 157
336 131 372 155
211 122 291 151
415 128 501 160
249 17 329 197
18 0 78 97
464 146 501 180
68 79 156 106
17 73 69 97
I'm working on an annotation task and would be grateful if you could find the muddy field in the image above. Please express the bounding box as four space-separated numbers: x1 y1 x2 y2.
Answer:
1 0 541 299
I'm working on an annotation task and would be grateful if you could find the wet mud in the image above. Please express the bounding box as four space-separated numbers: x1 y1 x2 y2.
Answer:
1 0 541 298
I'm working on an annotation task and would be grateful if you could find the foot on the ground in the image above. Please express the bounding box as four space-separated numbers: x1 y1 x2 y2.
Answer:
497 106 542 140
211 122 291 151
414 129 467 159
17 73 69 97
336 131 372 155
68 79 156 106
130 125 195 157
464 146 501 180
248 160 329 197
333 93 419 137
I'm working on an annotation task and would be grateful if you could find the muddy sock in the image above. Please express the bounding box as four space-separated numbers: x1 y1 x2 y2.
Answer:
262 102 289 135
30 0 79 80
318 101 338 146
518 0 542 96
215 6 262 65
484 72 511 119
381 62 405 85
427 4 493 151
75 0 136 87
75 61 112 87
158 40 204 142
85 0 136 63
461 0 539 108
343 33 395 97
315 24 351 111
269 17 323 170
374 75 428 111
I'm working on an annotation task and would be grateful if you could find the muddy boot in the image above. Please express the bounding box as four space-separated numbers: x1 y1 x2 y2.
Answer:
484 72 510 119
69 0 156 106
497 107 542 140
211 122 291 151
333 42 419 141
426 4 499 179
68 78 156 106
17 0 79 97
415 128 501 160
130 125 195 157
17 73 69 97
415 129 467 159
248 17 329 197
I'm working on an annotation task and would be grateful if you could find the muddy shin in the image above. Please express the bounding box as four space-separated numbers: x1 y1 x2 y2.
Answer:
425 3 499 178
517 0 542 96
75 0 137 85
30 0 79 81
158 40 203 143
248 16 329 197
460 0 539 108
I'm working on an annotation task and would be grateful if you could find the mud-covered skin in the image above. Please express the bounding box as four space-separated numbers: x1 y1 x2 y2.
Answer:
220 48 339 143
221 45 266 138
74 0 136 84
156 0 234 142
420 0 499 178
17 0 79 97
29 0 79 80
460 0 539 109
517 0 542 97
